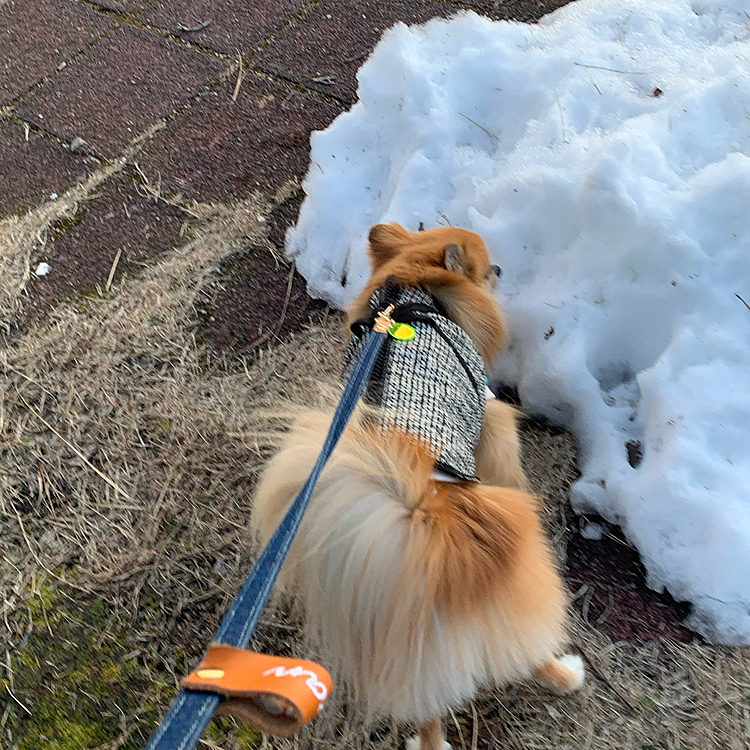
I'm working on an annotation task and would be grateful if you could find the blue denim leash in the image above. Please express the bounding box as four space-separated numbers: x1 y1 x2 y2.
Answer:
144 317 390 750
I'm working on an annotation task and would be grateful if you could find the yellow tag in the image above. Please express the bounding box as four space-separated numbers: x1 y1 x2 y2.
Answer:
196 669 225 680
388 322 416 341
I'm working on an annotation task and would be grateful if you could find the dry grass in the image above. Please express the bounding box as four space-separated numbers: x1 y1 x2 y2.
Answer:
1 187 749 750
0 186 340 747
0 185 340 612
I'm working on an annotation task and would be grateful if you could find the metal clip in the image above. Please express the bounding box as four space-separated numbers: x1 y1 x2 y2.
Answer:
373 304 395 333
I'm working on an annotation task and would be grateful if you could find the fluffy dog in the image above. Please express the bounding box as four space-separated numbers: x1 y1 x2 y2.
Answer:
252 223 584 750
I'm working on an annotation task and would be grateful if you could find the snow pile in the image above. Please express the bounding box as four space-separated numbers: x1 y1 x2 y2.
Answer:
287 0 750 644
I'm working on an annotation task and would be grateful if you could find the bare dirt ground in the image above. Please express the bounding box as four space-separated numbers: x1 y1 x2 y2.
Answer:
2 2 749 750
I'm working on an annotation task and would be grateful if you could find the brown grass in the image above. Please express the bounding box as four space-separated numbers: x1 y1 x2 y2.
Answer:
1 186 749 750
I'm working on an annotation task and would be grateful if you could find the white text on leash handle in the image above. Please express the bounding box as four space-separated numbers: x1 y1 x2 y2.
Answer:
262 665 329 701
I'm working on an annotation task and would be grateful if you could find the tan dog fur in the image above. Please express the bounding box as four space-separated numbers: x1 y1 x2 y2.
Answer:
252 223 584 749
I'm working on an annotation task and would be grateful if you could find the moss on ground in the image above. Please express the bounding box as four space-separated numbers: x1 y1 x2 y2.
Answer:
206 717 263 748
4 579 263 750
5 581 154 750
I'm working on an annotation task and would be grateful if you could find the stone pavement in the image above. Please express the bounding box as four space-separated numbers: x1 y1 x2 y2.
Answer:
0 0 568 353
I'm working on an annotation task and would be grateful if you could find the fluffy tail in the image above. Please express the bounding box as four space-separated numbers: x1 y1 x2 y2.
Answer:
251 409 564 722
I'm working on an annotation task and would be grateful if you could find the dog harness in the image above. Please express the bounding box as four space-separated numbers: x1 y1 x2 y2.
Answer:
344 280 493 482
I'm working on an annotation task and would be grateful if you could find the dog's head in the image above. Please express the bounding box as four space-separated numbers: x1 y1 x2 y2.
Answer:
350 222 508 364
367 222 502 293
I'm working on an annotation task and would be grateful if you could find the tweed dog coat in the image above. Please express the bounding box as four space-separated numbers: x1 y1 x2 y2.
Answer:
344 281 492 482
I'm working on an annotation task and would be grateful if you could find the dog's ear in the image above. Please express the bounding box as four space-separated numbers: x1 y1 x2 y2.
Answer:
368 223 410 269
444 243 469 275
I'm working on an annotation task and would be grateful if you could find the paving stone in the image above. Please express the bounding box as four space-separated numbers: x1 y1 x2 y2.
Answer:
138 0 309 55
446 0 571 22
0 120 92 219
256 0 453 103
196 245 324 356
17 25 224 159
195 189 325 357
0 0 113 105
23 167 193 323
194 188 322 358
139 74 341 203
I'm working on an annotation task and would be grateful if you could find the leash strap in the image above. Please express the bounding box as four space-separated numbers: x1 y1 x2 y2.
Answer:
145 323 390 750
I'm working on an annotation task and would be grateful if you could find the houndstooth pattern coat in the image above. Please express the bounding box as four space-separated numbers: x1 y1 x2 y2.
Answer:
343 284 489 482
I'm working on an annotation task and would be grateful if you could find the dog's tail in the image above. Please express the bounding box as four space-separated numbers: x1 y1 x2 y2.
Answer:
251 408 565 722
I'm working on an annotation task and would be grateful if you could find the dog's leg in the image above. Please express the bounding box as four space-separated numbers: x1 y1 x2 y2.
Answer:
406 719 450 750
533 654 586 694
475 399 527 489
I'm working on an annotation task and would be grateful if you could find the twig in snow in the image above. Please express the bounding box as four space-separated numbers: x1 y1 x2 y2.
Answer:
618 11 634 44
555 91 567 143
458 112 499 142
574 62 647 75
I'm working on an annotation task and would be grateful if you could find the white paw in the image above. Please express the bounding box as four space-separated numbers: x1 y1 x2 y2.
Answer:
406 736 451 750
558 653 585 691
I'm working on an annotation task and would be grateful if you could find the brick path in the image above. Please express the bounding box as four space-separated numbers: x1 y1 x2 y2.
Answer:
0 0 567 353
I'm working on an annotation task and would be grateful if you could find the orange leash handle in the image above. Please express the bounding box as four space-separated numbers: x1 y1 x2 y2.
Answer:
182 645 333 738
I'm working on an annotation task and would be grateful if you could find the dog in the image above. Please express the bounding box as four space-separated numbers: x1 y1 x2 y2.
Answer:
251 222 584 750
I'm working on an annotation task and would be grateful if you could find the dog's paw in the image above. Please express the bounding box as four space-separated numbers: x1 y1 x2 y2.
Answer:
533 654 585 694
406 736 452 750
557 653 585 692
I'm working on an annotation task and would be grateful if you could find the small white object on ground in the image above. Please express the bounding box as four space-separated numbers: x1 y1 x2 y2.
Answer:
35 262 51 277
288 0 750 643
580 522 604 541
